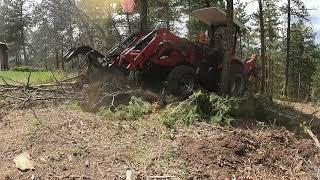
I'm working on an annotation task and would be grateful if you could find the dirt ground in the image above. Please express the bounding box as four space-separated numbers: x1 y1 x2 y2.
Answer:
1 101 320 180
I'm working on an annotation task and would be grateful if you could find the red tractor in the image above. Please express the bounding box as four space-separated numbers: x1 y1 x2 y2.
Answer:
64 7 257 96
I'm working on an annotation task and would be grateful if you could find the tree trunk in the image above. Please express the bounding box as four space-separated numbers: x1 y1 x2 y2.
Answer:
22 30 28 66
258 0 266 94
284 0 291 97
126 13 132 35
55 48 60 69
220 0 234 95
165 1 170 30
44 44 48 70
140 0 149 31
19 2 28 66
269 55 274 96
61 47 65 70
15 53 21 66
240 34 243 58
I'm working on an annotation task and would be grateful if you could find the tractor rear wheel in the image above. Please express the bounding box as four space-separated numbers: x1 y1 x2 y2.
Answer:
229 64 247 96
167 65 196 97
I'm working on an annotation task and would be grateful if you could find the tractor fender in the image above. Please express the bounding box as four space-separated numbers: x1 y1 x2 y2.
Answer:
215 56 245 71
231 56 244 66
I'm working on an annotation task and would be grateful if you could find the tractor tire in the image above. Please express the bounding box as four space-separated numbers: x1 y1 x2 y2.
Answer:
167 65 197 97
229 64 247 96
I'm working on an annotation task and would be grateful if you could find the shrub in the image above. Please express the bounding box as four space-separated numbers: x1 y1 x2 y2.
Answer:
161 91 242 128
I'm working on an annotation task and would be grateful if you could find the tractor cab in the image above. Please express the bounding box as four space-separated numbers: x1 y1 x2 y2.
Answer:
192 7 245 55
192 7 257 94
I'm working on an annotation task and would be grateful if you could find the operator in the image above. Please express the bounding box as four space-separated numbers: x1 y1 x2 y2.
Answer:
197 30 225 92
214 33 224 53
207 31 225 67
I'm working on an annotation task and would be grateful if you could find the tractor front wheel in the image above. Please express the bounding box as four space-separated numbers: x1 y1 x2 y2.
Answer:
229 64 247 96
167 65 197 97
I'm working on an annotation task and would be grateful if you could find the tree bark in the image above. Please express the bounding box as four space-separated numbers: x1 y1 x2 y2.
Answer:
258 0 266 94
165 1 170 30
22 30 28 66
61 47 65 70
44 44 48 70
220 0 234 95
19 1 28 66
140 0 149 31
55 48 60 69
126 13 132 34
284 0 291 97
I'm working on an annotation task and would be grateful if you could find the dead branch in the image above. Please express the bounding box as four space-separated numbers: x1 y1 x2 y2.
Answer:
0 76 9 86
266 108 299 120
94 90 132 109
31 108 40 121
0 94 27 101
50 70 66 93
33 96 83 101
60 74 85 83
35 81 79 88
304 127 320 151
147 176 176 180
26 71 32 88
1 76 25 86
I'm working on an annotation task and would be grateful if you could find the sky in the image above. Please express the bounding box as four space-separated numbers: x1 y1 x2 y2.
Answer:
306 0 320 43
242 0 320 43
1 0 319 42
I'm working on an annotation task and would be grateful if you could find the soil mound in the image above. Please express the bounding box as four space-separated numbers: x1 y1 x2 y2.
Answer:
177 124 320 179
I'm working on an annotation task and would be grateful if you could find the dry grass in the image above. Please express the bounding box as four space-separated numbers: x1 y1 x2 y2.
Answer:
1 103 320 179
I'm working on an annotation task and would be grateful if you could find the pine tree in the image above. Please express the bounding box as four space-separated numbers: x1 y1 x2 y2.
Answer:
0 0 30 66
258 0 266 94
221 0 234 95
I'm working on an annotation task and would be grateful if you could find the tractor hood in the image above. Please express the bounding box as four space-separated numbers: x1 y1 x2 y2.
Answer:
192 7 245 30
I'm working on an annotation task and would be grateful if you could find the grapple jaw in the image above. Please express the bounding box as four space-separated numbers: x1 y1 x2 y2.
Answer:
64 46 111 68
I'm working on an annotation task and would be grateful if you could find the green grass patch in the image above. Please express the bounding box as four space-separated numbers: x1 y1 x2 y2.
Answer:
0 70 64 85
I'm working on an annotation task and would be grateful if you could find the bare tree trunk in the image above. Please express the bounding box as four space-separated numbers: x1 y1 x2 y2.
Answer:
61 47 65 70
19 2 28 66
0 51 3 70
240 35 243 58
220 0 234 95
22 30 28 65
126 13 132 35
55 48 60 69
4 49 8 70
140 0 149 31
284 0 291 97
258 0 266 94
44 44 48 70
165 2 170 30
15 53 18 66
15 53 21 66
269 55 274 96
